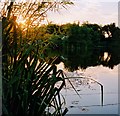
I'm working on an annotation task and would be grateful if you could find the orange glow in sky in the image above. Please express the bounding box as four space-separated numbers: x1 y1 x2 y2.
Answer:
16 15 26 26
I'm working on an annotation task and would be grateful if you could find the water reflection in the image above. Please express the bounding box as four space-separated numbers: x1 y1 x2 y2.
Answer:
54 44 119 114
58 64 118 114
59 44 120 71
100 52 111 62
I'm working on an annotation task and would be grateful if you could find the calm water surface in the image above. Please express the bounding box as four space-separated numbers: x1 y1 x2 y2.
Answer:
57 63 119 114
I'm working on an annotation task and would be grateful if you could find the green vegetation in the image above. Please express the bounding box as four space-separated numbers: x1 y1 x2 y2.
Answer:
33 22 120 53
34 22 120 71
2 1 73 116
2 1 120 115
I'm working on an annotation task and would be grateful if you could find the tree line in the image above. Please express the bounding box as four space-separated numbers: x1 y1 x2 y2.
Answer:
33 22 120 57
34 22 120 71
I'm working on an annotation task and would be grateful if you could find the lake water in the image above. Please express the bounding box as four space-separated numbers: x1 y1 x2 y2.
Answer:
57 62 119 114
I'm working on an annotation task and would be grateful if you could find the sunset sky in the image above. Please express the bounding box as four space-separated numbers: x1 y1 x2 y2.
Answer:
47 0 119 26
0 0 119 26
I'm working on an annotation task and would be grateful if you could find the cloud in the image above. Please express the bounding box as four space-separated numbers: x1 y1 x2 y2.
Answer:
47 1 118 25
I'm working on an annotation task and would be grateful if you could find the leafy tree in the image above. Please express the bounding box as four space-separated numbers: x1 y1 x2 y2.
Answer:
82 23 102 45
46 23 60 34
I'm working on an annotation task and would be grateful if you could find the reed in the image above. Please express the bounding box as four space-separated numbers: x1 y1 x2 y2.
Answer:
2 10 67 116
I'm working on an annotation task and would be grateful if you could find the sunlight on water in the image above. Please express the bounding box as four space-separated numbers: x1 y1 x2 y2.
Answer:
99 52 111 62
104 52 111 62
104 52 109 61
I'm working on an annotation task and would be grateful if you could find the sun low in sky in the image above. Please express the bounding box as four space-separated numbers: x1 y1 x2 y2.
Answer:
1 0 119 26
16 15 26 25
47 0 119 26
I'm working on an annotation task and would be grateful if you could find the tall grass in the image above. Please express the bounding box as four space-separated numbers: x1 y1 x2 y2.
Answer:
2 13 67 116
